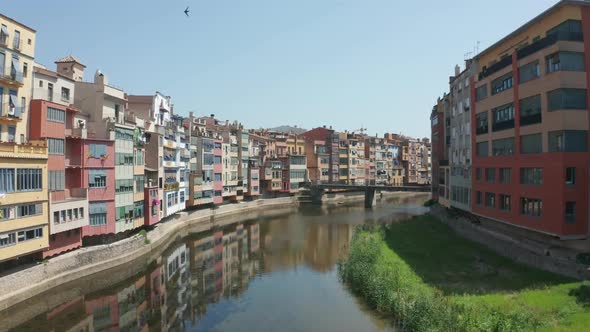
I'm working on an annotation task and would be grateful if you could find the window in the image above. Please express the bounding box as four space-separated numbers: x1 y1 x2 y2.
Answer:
17 228 44 242
48 138 65 155
476 84 487 101
89 202 107 226
0 206 15 221
546 52 585 73
115 179 134 193
547 19 582 39
89 144 107 158
500 194 511 211
13 30 20 49
521 198 542 217
492 104 514 131
519 94 542 126
476 141 488 157
520 168 543 185
214 173 222 181
89 169 107 188
476 112 488 135
485 192 495 208
135 175 145 192
0 168 15 193
491 73 513 95
49 170 65 191
47 107 65 122
115 128 134 141
492 138 514 156
548 130 588 152
520 133 542 154
17 169 42 191
61 87 70 101
565 202 576 224
519 61 540 83
0 24 8 44
7 126 15 142
134 201 144 219
116 153 134 165
0 233 16 248
485 168 495 183
476 191 482 205
566 167 576 185
135 150 143 165
548 88 586 111
499 168 511 184
475 168 482 181
23 62 28 78
180 191 185 203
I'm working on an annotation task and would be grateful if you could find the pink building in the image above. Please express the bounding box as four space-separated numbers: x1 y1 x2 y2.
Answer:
81 138 116 240
144 185 159 226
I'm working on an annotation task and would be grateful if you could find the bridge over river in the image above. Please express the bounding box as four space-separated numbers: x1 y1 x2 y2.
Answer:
305 183 431 207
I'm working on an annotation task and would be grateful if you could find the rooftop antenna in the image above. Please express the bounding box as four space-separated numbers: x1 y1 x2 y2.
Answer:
464 51 472 60
474 41 481 56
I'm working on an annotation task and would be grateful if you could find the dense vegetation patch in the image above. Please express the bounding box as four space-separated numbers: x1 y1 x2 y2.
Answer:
338 215 589 331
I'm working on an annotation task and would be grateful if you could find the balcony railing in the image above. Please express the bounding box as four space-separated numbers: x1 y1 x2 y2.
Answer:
517 31 583 60
0 66 24 85
0 102 24 119
520 113 542 126
0 140 47 156
492 119 515 132
478 56 512 80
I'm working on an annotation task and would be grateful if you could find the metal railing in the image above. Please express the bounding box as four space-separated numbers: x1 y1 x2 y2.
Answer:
0 102 24 118
0 66 24 84
492 119 515 132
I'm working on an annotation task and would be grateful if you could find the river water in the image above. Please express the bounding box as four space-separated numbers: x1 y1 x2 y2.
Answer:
3 194 428 332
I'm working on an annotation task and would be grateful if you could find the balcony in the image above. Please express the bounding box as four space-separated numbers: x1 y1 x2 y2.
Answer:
492 119 515 132
65 127 87 139
0 140 47 159
0 102 24 123
517 31 584 60
163 137 177 149
50 188 89 235
0 66 24 87
520 113 542 127
478 56 512 80
164 181 179 191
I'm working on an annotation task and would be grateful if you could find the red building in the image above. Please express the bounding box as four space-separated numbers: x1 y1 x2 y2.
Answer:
30 66 90 258
471 1 590 238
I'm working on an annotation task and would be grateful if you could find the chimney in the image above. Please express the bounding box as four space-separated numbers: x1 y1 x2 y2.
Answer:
210 114 215 118
454 64 460 76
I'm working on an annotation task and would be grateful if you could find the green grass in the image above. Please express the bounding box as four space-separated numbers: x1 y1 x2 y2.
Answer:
339 215 590 331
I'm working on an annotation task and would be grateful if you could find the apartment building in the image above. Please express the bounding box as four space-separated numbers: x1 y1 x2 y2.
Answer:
303 138 329 184
30 64 89 257
471 0 590 238
0 15 50 264
301 127 340 184
71 68 134 237
432 95 451 207
128 92 172 219
449 61 474 211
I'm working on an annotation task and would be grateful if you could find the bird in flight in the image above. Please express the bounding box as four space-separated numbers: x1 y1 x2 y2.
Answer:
184 6 190 17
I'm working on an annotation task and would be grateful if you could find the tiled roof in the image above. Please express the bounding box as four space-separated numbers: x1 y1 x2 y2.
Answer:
55 55 86 67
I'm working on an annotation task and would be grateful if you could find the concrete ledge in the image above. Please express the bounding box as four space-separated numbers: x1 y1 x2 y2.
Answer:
430 205 590 280
0 197 297 312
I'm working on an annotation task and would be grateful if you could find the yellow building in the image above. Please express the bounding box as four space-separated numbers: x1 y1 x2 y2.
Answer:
0 15 49 263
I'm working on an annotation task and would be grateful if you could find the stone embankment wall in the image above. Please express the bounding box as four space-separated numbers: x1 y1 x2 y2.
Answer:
0 197 297 312
431 205 590 280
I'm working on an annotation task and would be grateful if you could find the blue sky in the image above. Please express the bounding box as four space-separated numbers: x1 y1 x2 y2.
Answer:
2 0 558 137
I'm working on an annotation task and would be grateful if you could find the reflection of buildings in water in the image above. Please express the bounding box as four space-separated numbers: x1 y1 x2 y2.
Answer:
261 215 352 273
162 243 192 331
12 222 263 332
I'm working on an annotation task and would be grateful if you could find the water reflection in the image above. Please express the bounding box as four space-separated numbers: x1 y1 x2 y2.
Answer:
8 194 429 332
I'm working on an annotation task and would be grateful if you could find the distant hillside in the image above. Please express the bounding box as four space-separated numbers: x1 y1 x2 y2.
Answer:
267 125 307 134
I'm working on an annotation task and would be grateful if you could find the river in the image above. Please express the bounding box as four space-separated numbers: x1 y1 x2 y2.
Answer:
2 194 429 332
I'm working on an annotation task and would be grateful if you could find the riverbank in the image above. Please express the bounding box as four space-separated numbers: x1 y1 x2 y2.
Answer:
0 197 298 312
339 214 590 331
